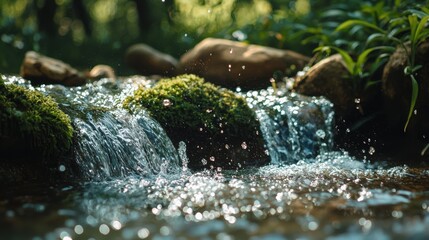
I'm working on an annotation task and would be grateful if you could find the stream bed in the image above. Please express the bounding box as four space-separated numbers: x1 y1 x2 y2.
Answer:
1 76 429 240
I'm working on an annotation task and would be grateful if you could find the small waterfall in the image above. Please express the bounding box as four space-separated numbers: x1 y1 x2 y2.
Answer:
4 76 182 180
245 88 334 165
73 109 181 180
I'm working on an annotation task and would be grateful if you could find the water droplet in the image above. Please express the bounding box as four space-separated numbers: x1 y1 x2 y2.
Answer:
162 99 171 107
209 156 215 162
354 98 361 103
346 128 351 133
315 130 326 139
99 224 110 235
392 210 403 218
308 221 319 231
242 65 246 70
368 146 375 155
241 142 248 149
74 225 84 235
229 48 233 54
137 228 150 239
160 226 171 236
206 109 212 113
59 165 66 172
225 144 230 149
111 220 122 230
201 158 207 165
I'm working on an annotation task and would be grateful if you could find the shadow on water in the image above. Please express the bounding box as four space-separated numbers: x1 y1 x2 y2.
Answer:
1 75 429 239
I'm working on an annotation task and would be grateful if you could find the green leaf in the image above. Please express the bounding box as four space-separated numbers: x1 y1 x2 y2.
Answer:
328 46 355 74
416 16 429 43
408 15 419 45
356 46 395 74
336 20 386 34
404 74 419 132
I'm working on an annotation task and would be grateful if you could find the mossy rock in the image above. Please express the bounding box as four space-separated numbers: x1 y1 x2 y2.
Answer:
0 75 74 161
124 74 269 170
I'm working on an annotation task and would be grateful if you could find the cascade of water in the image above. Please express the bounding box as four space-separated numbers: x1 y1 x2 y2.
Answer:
3 76 182 180
245 88 335 165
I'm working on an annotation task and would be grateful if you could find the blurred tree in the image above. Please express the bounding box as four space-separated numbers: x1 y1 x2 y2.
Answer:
73 0 92 36
36 0 57 36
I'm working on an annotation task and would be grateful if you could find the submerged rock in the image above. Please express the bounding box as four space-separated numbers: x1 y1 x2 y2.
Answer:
123 74 269 170
179 38 309 89
125 43 178 76
382 41 429 135
20 51 87 86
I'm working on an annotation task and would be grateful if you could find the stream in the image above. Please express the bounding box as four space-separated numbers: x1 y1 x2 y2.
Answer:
1 75 429 240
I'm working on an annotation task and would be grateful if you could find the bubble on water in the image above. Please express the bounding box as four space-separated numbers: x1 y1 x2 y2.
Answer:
355 98 361 103
242 65 246 70
210 156 215 162
241 142 248 149
229 48 233 54
201 158 208 165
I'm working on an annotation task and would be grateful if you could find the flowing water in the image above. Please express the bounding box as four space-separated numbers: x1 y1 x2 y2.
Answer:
1 75 429 240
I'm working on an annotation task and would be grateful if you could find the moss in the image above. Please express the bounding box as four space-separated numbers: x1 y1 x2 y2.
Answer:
123 74 268 169
0 75 74 161
123 74 259 137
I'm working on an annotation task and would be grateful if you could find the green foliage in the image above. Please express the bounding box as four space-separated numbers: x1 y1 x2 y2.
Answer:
332 4 429 132
123 74 259 137
0 75 74 160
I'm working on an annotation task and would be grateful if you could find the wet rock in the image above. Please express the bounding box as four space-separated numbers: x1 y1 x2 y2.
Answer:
123 74 269 170
294 54 357 119
125 43 178 76
382 41 429 135
20 51 87 86
179 38 310 89
88 64 116 79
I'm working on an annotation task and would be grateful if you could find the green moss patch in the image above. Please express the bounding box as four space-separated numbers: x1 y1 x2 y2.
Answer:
0 76 73 161
123 74 259 137
123 74 268 169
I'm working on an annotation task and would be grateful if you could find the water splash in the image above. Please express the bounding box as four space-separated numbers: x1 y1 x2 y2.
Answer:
245 87 334 164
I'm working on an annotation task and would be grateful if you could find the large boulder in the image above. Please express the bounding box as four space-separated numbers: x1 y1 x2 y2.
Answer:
20 51 87 86
179 38 309 89
294 54 356 119
382 41 429 135
123 74 269 170
125 43 178 76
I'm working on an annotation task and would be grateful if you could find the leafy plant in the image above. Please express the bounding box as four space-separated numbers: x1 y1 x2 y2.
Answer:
333 6 429 132
314 45 393 95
